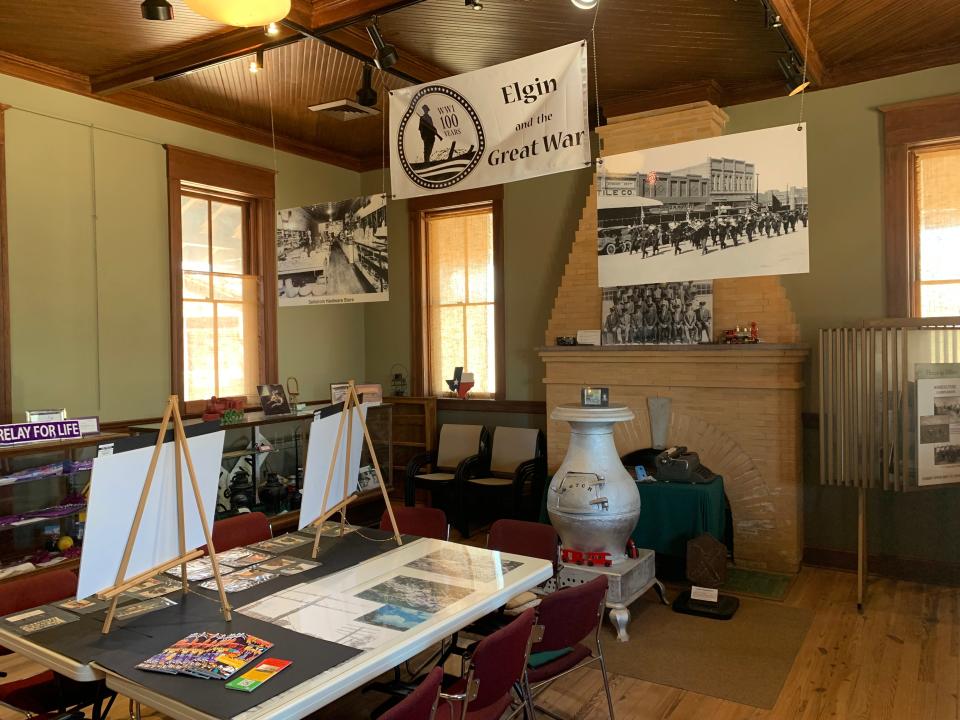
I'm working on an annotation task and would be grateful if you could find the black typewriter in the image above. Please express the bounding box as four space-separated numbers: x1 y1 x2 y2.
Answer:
655 446 717 483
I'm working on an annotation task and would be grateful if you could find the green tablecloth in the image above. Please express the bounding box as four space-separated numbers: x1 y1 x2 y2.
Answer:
540 476 726 558
632 477 726 557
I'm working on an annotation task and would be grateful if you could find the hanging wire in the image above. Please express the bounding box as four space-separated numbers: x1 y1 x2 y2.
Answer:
265 49 279 175
797 0 813 130
590 2 602 131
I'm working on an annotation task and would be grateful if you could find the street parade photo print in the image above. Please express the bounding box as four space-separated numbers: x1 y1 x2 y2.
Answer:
277 194 388 306
596 123 810 287
602 281 713 346
389 42 590 199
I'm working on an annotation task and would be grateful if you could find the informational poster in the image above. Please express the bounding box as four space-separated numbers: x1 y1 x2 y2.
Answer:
916 363 960 487
597 124 810 286
389 42 590 199
277 195 388 306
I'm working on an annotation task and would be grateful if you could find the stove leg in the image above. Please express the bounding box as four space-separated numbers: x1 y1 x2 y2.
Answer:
654 579 669 605
609 606 630 642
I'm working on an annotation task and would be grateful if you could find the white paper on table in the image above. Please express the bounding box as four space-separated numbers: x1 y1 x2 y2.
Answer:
298 404 367 530
77 431 225 599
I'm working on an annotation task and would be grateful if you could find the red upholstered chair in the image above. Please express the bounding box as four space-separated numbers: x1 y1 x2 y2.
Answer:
437 608 537 720
0 571 105 718
379 667 443 720
381 506 449 541
521 575 615 719
488 519 559 572
210 511 272 552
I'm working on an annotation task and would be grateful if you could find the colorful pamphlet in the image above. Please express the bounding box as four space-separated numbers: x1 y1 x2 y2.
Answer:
137 632 273 680
225 658 291 692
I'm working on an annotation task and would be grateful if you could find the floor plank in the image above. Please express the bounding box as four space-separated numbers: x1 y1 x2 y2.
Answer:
2 566 958 720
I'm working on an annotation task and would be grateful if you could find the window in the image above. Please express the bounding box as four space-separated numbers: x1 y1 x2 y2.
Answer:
912 144 960 317
179 193 259 401
882 94 960 318
166 147 277 410
410 187 504 399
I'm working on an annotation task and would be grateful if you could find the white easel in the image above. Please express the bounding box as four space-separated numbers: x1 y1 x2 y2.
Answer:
98 396 232 634
306 381 402 559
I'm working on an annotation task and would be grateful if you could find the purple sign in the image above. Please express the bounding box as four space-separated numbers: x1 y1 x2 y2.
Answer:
0 420 83 446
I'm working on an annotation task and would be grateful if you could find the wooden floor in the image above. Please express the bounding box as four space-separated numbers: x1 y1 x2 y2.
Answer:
2 566 958 720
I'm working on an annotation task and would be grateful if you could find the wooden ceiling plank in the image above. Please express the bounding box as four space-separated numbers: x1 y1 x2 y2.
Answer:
768 0 828 86
309 0 430 34
90 26 300 95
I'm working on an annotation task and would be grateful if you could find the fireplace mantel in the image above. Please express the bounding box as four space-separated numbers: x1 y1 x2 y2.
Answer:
539 343 809 573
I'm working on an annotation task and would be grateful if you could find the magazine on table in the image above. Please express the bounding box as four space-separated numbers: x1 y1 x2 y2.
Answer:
137 631 273 680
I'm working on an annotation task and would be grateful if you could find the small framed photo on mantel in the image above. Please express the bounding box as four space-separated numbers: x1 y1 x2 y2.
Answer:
581 387 610 407
257 385 291 416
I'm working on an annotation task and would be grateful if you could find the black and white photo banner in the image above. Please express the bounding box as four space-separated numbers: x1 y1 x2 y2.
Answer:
389 42 590 199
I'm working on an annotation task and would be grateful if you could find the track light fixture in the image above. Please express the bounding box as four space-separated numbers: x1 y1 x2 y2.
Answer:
759 0 782 28
777 52 809 96
265 22 280 36
465 0 483 9
141 0 174 21
356 64 378 107
570 0 598 8
366 17 399 71
249 49 264 74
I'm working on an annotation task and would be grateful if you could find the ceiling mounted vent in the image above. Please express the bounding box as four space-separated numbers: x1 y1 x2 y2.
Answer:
308 99 380 121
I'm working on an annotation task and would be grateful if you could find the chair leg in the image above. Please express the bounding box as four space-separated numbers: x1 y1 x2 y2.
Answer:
522 676 537 720
597 648 616 720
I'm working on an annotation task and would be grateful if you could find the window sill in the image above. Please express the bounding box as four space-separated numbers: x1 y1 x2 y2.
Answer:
435 398 546 414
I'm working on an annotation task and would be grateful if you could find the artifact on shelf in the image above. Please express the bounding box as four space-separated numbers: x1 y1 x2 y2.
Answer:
202 396 246 421
720 322 760 344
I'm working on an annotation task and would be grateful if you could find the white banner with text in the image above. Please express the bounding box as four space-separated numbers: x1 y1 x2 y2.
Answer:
389 42 591 199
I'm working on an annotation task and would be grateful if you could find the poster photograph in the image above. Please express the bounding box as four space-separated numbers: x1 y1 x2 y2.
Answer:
601 281 713 346
596 123 809 287
389 42 590 200
277 194 388 306
916 363 960 487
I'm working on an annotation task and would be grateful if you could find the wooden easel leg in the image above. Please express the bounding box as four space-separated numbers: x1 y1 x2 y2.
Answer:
341 388 354 538
172 402 232 622
175 425 188 594
350 385 402 545
102 397 176 634
857 488 867 612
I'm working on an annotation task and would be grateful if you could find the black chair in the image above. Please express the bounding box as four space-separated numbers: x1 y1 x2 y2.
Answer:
405 424 490 513
457 427 545 537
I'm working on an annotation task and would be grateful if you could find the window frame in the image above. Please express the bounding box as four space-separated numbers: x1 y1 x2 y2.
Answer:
881 94 960 318
0 105 9 424
166 146 278 411
409 186 505 400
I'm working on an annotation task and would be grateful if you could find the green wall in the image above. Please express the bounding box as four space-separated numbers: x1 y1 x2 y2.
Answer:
2 73 364 420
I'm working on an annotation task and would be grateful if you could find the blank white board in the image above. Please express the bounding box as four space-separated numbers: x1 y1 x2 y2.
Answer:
77 431 226 600
298 404 368 531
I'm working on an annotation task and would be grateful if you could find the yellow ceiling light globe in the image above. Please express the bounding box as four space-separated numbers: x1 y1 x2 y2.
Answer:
185 0 291 27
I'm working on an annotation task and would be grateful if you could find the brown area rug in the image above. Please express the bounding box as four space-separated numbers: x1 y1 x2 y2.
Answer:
594 596 812 709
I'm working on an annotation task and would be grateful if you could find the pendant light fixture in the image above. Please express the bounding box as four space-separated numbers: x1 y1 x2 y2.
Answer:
141 0 174 21
570 0 598 9
185 0 291 28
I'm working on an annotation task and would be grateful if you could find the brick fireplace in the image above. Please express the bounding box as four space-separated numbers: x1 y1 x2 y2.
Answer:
540 102 809 574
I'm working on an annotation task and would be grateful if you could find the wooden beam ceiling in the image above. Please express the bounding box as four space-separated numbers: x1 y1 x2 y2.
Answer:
769 0 827 86
90 26 301 95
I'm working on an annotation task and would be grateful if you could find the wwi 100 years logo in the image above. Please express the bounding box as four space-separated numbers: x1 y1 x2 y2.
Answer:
396 85 485 191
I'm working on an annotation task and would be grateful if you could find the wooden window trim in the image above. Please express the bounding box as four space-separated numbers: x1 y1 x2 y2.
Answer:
0 106 9 424
881 94 960 318
166 146 278 409
409 186 506 400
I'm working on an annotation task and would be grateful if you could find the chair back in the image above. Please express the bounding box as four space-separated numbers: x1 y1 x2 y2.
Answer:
380 667 442 720
0 569 78 617
468 608 536 710
489 427 542 475
488 519 558 570
435 424 485 471
380 506 448 540
211 512 272 552
532 575 608 653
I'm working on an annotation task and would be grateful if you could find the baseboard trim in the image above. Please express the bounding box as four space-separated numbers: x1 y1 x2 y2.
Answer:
804 546 960 586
